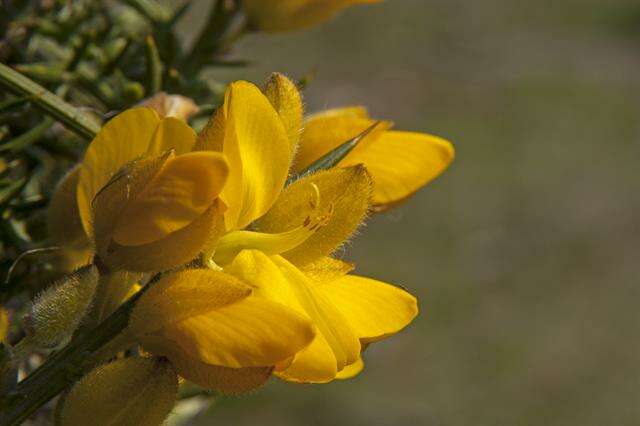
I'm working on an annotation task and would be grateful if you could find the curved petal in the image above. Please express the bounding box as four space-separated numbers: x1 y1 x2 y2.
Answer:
129 269 252 336
275 332 338 383
77 108 161 233
112 151 229 245
168 352 272 394
147 116 197 156
163 295 315 368
295 107 391 172
317 275 418 343
105 201 225 272
335 357 364 379
255 165 372 266
341 130 454 208
199 81 291 230
77 110 197 235
227 251 360 375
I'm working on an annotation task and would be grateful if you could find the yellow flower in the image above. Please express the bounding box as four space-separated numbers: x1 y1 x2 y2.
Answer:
131 76 422 386
73 108 229 271
295 106 455 210
49 73 450 389
243 0 382 33
129 268 316 394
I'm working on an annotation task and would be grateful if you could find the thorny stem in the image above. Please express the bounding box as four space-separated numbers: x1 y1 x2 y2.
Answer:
0 286 146 425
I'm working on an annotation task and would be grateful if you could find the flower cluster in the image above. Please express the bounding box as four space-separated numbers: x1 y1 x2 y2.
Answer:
0 1 454 425
49 74 453 394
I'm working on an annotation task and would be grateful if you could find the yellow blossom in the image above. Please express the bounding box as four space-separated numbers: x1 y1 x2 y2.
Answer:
68 108 229 271
48 74 448 390
243 0 382 33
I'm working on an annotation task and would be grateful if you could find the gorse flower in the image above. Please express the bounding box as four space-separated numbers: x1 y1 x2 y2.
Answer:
243 0 382 33
3 2 455 423
48 73 453 393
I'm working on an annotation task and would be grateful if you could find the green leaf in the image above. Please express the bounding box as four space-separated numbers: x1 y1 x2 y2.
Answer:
289 121 381 183
0 177 27 206
0 118 54 153
144 36 163 95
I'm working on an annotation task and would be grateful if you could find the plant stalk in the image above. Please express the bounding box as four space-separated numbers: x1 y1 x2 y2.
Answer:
0 63 100 141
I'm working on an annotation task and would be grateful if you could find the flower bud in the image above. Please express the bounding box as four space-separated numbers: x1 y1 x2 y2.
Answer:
59 357 178 426
27 265 98 349
139 92 199 121
263 73 303 156
243 0 381 33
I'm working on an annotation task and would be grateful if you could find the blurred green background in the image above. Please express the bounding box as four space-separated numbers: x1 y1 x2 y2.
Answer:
180 0 640 425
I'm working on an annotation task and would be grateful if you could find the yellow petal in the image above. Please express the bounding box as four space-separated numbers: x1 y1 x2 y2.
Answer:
77 111 196 237
167 351 272 395
60 357 178 426
341 130 454 208
335 357 364 379
162 295 315 368
263 73 303 157
255 165 372 266
103 200 225 272
295 106 391 172
48 166 88 250
197 81 291 229
147 116 196 156
227 251 360 379
243 0 382 33
92 153 226 271
130 268 252 336
275 332 338 383
112 151 229 245
47 166 93 271
317 274 418 343
131 267 314 369
77 108 161 234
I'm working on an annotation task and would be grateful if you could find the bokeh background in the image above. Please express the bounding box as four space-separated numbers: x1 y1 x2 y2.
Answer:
180 1 640 424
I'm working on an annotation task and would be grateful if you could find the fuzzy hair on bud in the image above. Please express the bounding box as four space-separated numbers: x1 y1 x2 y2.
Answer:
59 357 178 426
263 72 304 158
28 265 99 349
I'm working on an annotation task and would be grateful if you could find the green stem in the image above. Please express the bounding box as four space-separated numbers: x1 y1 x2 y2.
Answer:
0 63 100 141
0 289 145 425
